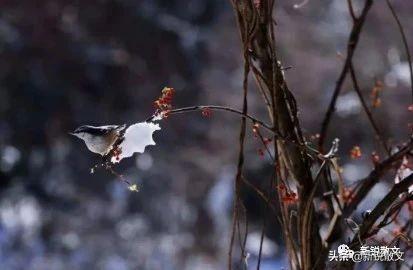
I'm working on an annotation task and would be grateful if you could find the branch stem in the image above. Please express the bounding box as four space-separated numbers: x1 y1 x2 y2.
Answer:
147 105 275 134
386 0 413 102
318 0 373 151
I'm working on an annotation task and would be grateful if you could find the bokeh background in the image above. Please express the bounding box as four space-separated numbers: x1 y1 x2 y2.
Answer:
0 0 412 269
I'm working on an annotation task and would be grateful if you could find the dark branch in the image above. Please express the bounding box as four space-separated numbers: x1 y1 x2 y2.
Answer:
349 62 390 155
347 0 356 21
146 105 275 133
350 173 413 249
344 139 413 216
318 0 373 151
386 0 413 102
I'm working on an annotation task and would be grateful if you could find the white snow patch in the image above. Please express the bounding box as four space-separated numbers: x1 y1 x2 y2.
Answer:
111 122 160 163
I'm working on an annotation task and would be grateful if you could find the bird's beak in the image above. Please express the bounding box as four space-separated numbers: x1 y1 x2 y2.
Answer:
68 132 76 136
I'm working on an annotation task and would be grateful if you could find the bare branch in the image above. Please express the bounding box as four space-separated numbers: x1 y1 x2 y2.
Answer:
349 62 390 155
347 0 356 21
146 105 275 133
386 0 413 102
344 139 413 216
350 173 413 248
318 0 373 151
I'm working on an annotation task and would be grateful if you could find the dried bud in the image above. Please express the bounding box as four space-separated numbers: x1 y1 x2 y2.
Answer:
201 107 212 118
252 123 260 136
370 80 383 108
350 146 362 159
282 191 298 204
342 188 352 203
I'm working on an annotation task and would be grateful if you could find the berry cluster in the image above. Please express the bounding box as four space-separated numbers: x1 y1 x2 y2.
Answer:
277 184 298 204
154 87 175 117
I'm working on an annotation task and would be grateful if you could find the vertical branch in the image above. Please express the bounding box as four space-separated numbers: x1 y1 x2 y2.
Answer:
228 59 249 270
228 2 255 268
349 62 390 155
318 0 373 151
386 0 413 102
347 0 356 22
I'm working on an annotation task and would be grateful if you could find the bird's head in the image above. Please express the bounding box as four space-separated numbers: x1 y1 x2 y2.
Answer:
69 126 90 140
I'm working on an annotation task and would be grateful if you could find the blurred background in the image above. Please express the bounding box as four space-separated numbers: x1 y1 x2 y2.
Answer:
0 0 412 269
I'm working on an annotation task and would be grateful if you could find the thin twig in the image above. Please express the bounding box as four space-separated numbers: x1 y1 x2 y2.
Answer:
146 105 274 133
349 62 391 155
229 16 252 267
347 0 356 21
344 139 413 216
318 0 373 151
256 217 266 270
349 173 413 249
386 0 413 102
228 202 238 270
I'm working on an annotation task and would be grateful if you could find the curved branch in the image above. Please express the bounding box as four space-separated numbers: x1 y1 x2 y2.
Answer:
386 0 413 102
349 62 390 155
146 105 276 134
318 0 373 151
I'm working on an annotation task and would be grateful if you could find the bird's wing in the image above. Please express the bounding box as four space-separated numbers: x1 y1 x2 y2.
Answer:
82 125 120 136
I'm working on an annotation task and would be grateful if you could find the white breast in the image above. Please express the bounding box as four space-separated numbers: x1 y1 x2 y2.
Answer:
83 134 113 156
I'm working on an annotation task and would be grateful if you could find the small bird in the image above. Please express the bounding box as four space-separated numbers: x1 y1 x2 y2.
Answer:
70 125 126 156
